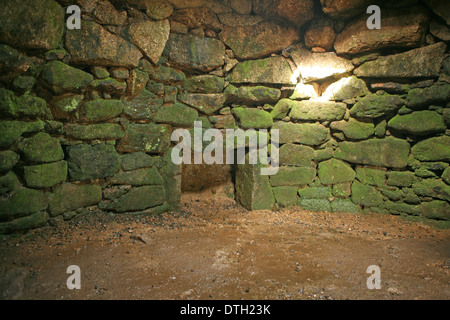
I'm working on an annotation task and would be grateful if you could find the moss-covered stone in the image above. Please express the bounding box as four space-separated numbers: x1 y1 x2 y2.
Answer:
278 144 314 167
51 94 84 119
116 123 171 154
0 121 44 148
272 186 298 207
64 123 125 140
224 85 281 106
148 64 186 84
388 111 446 136
322 76 369 101
18 132 64 163
229 56 293 84
48 183 102 216
153 103 198 127
318 159 356 185
235 162 275 210
178 93 225 115
383 201 421 216
90 77 127 96
108 167 163 186
159 150 181 211
374 119 387 138
335 137 410 168
411 135 450 162
183 75 225 93
351 181 384 207
0 211 48 234
0 171 20 195
0 188 48 222
272 121 330 146
232 107 273 129
270 166 316 187
82 99 124 122
0 0 64 51
289 100 347 122
331 198 361 213
105 185 165 212
405 82 450 109
123 89 163 120
23 161 67 189
0 150 19 173
0 88 48 118
271 99 293 120
381 187 404 201
297 198 331 212
332 182 352 198
66 144 120 181
412 179 450 201
386 171 416 187
312 148 334 162
298 186 332 199
350 91 404 119
41 61 93 94
420 200 450 220
163 33 225 72
330 118 374 140
442 167 450 185
120 152 160 171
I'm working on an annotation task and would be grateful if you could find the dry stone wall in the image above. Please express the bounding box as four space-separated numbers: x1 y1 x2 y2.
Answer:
0 0 449 234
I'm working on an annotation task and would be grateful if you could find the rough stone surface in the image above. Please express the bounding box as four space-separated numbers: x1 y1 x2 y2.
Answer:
350 92 404 119
153 103 198 127
128 19 170 64
0 188 48 222
66 144 121 181
318 159 356 185
273 121 330 146
320 0 374 19
0 211 48 234
304 17 336 51
108 167 163 186
272 186 298 207
183 75 225 93
82 99 124 122
278 144 315 167
289 100 347 122
232 107 273 129
354 43 447 79
411 136 450 162
18 132 64 163
123 90 163 120
65 21 143 68
334 7 429 55
290 45 354 82
253 0 314 27
388 111 446 136
163 33 225 72
178 93 225 115
23 161 67 189
356 168 386 187
405 82 450 109
225 85 281 106
330 118 374 140
322 76 369 101
270 166 316 187
229 56 293 85
0 0 64 50
105 185 165 213
351 181 384 207
116 124 171 154
0 121 44 148
41 61 93 95
219 22 299 60
64 123 125 140
235 163 275 211
335 137 410 168
0 151 19 173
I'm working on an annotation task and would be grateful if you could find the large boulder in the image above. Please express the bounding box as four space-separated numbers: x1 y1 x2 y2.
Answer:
334 7 429 55
18 132 64 163
65 21 143 67
354 42 447 78
219 21 299 60
0 0 64 50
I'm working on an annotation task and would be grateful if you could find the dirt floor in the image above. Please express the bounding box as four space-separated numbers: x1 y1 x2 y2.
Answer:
0 192 449 301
